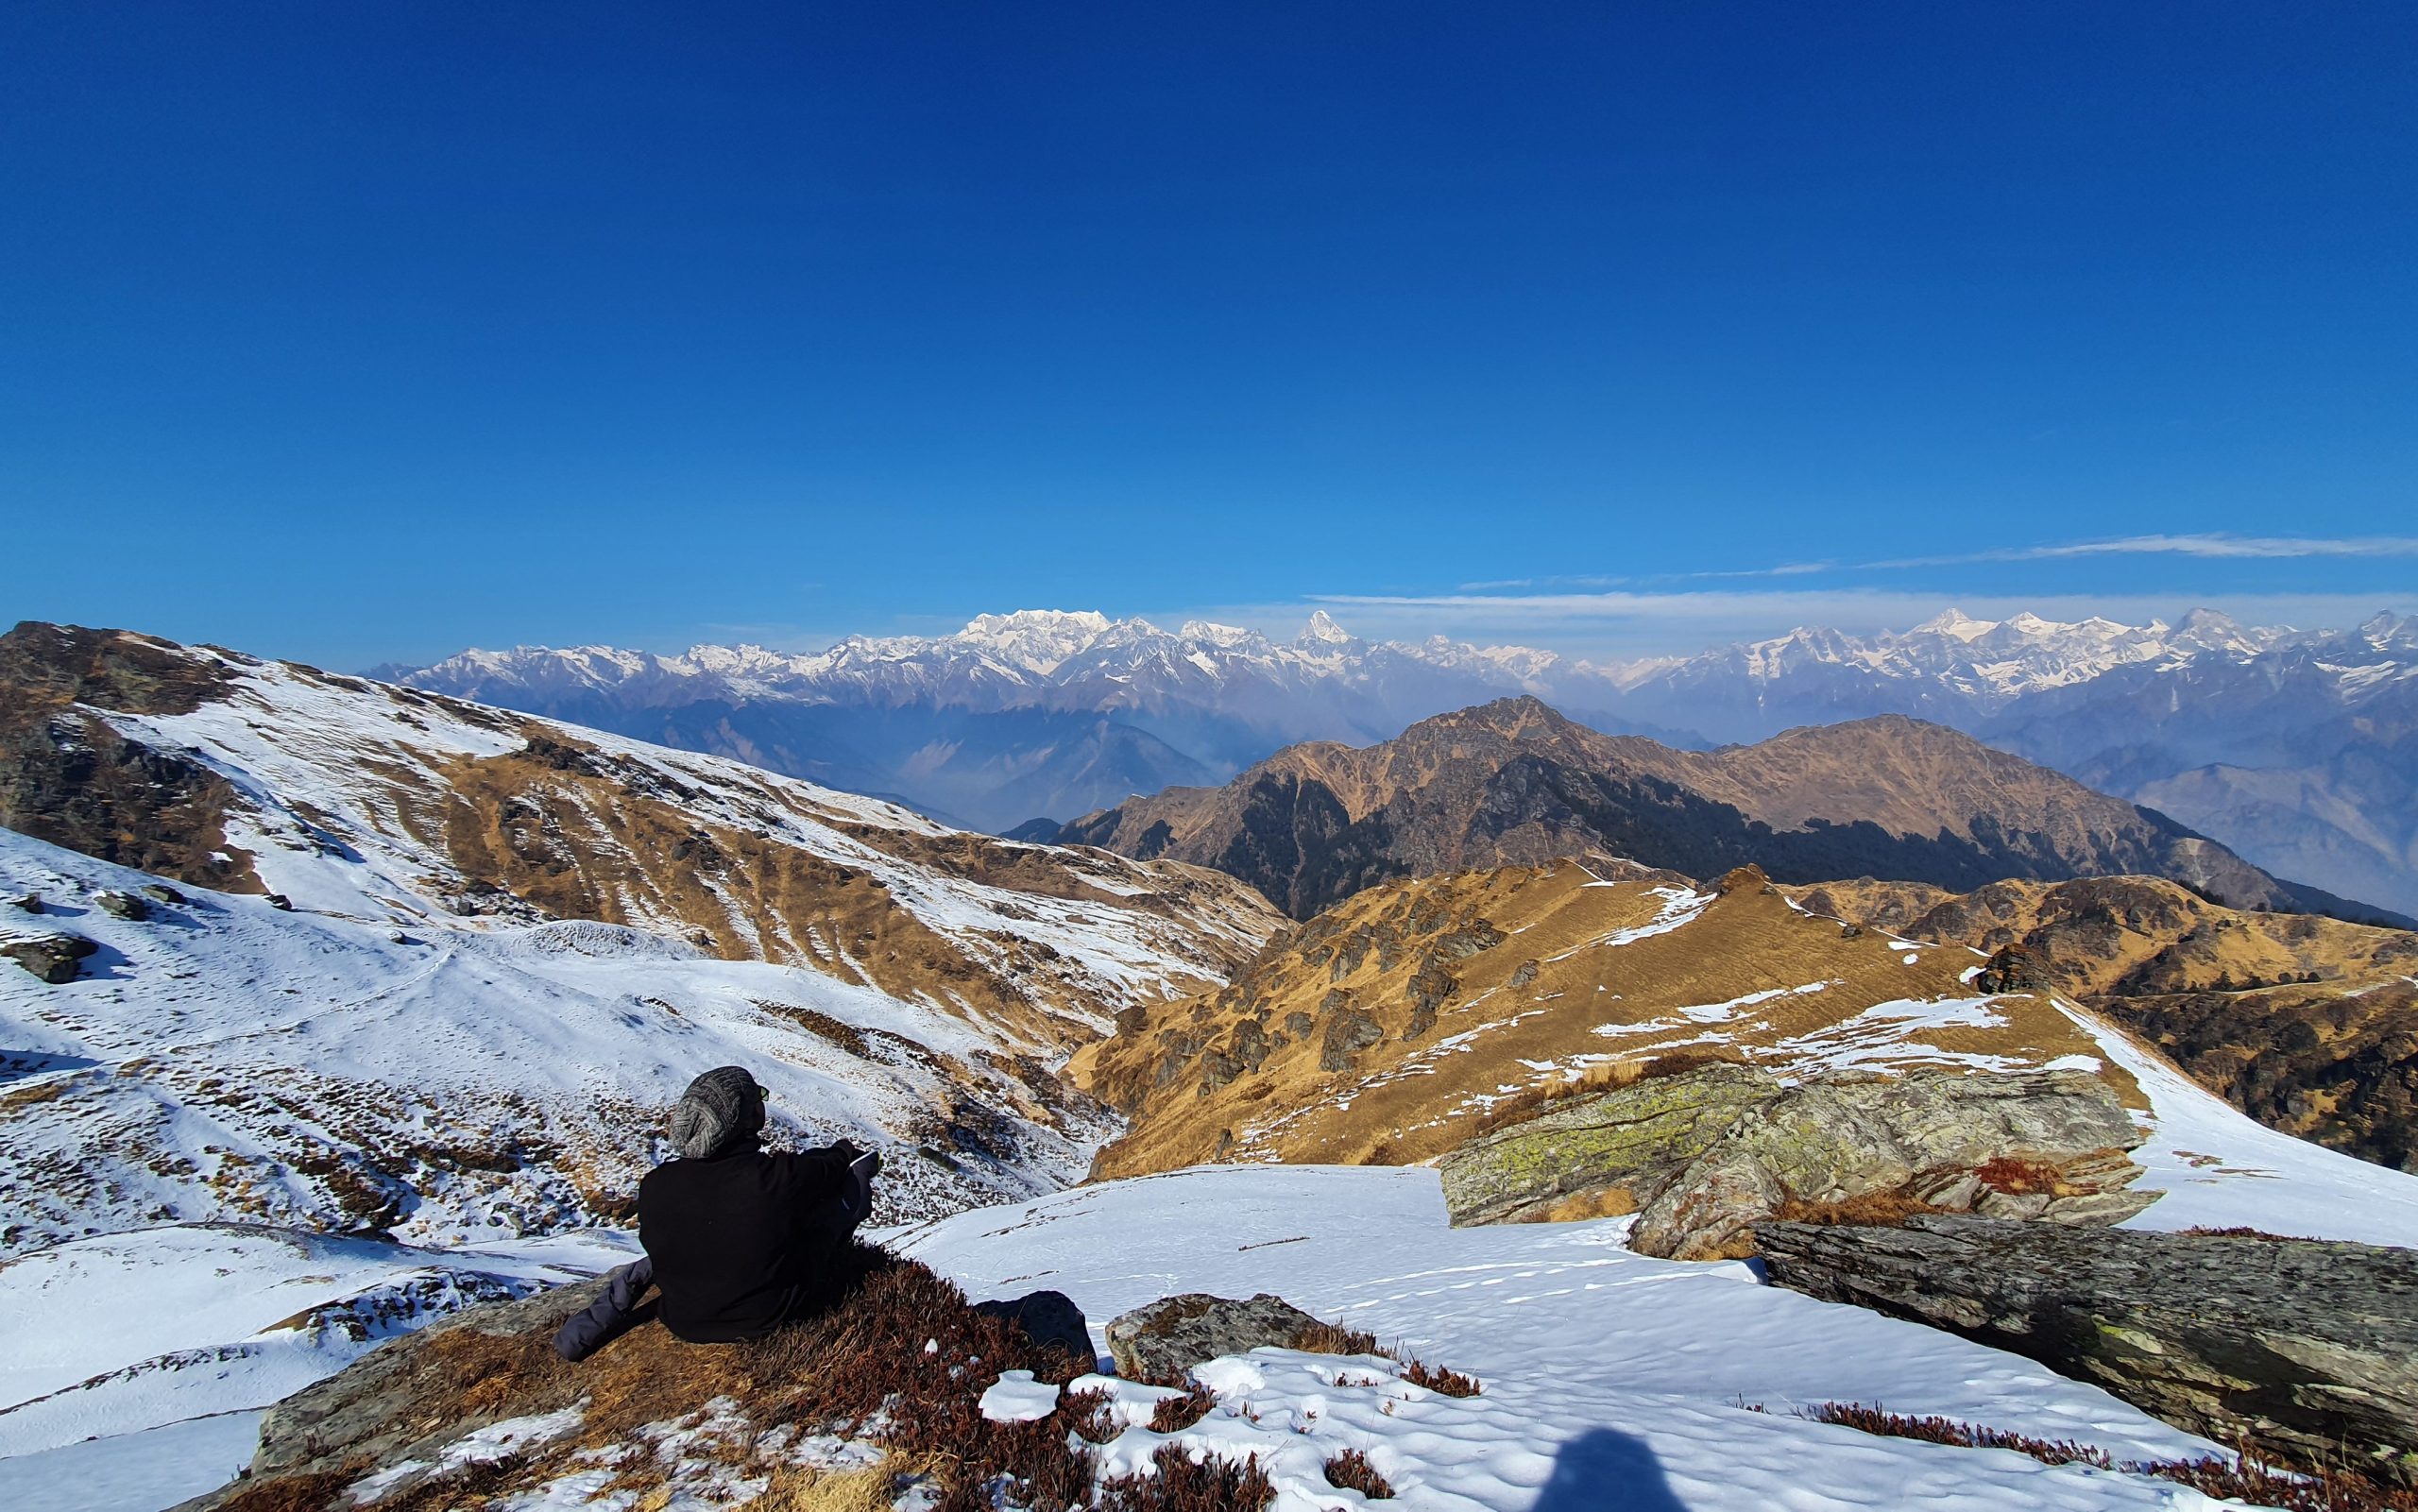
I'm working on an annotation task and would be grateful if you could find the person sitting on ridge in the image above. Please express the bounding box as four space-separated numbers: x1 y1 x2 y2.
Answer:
553 1065 878 1360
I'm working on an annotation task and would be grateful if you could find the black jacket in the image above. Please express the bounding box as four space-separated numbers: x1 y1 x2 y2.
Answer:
638 1142 868 1343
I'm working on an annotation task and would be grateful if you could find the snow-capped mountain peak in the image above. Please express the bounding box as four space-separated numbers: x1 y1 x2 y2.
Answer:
1909 607 1994 641
1296 608 1357 646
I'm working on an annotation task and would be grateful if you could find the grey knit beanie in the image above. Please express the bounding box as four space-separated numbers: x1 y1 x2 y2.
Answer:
670 1065 765 1160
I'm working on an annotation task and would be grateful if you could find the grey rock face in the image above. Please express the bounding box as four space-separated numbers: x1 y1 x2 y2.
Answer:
171 1279 604 1510
1 929 97 983
94 888 151 920
1441 1063 1781 1229
1105 1292 1331 1384
1757 1215 2418 1487
1439 1065 2155 1260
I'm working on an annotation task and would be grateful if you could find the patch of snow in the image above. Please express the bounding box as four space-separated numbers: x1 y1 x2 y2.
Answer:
977 1369 1062 1423
2057 1001 2418 1247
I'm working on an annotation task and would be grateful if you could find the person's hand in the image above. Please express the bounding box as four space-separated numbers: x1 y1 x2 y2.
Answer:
830 1137 862 1163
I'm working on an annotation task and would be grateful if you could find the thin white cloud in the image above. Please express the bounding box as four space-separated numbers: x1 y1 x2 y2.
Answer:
1865 534 2418 569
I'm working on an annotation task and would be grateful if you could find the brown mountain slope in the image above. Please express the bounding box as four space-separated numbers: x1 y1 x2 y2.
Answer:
1057 697 2381 926
1076 860 2139 1180
1791 875 2418 1172
0 621 1280 1046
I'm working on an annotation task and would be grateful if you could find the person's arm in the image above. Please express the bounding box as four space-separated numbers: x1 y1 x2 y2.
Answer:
553 1256 656 1363
771 1141 880 1221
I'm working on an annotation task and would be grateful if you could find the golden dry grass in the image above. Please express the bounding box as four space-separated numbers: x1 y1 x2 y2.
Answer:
1082 861 2141 1180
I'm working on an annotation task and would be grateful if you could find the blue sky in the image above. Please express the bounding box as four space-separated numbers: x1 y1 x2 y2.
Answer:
4 2 2412 667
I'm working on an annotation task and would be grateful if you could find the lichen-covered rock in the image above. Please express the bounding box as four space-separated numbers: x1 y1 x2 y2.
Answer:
1439 1064 2155 1259
1 928 97 983
1105 1292 1329 1384
1440 1063 1781 1227
1756 1215 2418 1487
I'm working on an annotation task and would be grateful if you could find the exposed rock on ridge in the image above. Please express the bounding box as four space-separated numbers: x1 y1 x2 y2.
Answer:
1756 1215 2418 1488
1439 1063 2154 1259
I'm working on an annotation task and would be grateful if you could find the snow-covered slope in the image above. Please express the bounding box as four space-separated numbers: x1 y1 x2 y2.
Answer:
0 828 1128 1252
895 1133 2418 1511
1 628 1275 1036
0 624 1288 1249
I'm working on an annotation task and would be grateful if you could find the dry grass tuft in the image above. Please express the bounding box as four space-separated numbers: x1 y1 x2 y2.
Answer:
2183 1225 2314 1240
1398 1358 1482 1398
751 1463 902 1512
1809 1402 2418 1512
213 1470 361 1512
1095 1444 1275 1511
1972 1155 2070 1196
1149 1382 1218 1433
1472 1049 1745 1139
1291 1318 1380 1357
1773 1187 1940 1228
1322 1446 1395 1498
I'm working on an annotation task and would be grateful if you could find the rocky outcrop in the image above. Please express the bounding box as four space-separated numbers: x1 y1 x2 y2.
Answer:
0 622 267 896
1439 1064 2155 1259
0 928 96 983
1756 1215 2418 1487
1104 1293 1345 1385
190 1277 606 1504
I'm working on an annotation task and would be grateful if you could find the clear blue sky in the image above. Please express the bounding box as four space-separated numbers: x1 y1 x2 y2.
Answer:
4 2 2413 667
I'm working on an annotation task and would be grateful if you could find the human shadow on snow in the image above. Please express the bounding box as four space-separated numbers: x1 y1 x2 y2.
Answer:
1531 1427 1689 1511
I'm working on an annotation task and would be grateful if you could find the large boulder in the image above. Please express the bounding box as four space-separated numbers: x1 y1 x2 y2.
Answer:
1440 1062 1781 1227
972 1288 1093 1368
1757 1215 2418 1488
1439 1064 2155 1259
1 928 97 983
1105 1292 1337 1384
246 1278 605 1491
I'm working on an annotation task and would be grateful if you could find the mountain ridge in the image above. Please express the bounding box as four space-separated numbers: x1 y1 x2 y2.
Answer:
1055 695 2401 926
377 604 2418 915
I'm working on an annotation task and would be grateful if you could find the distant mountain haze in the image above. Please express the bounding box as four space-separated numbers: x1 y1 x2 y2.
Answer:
381 605 2418 918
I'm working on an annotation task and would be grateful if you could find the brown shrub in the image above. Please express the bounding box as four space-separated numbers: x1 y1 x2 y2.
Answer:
219 1243 1121 1512
1095 1444 1275 1511
1323 1446 1395 1498
1399 1358 1481 1398
1291 1318 1380 1357
1973 1156 2068 1196
1773 1188 1939 1228
1064 1385 1120 1445
2183 1225 2313 1240
1149 1382 1217 1433
1808 1403 2418 1512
